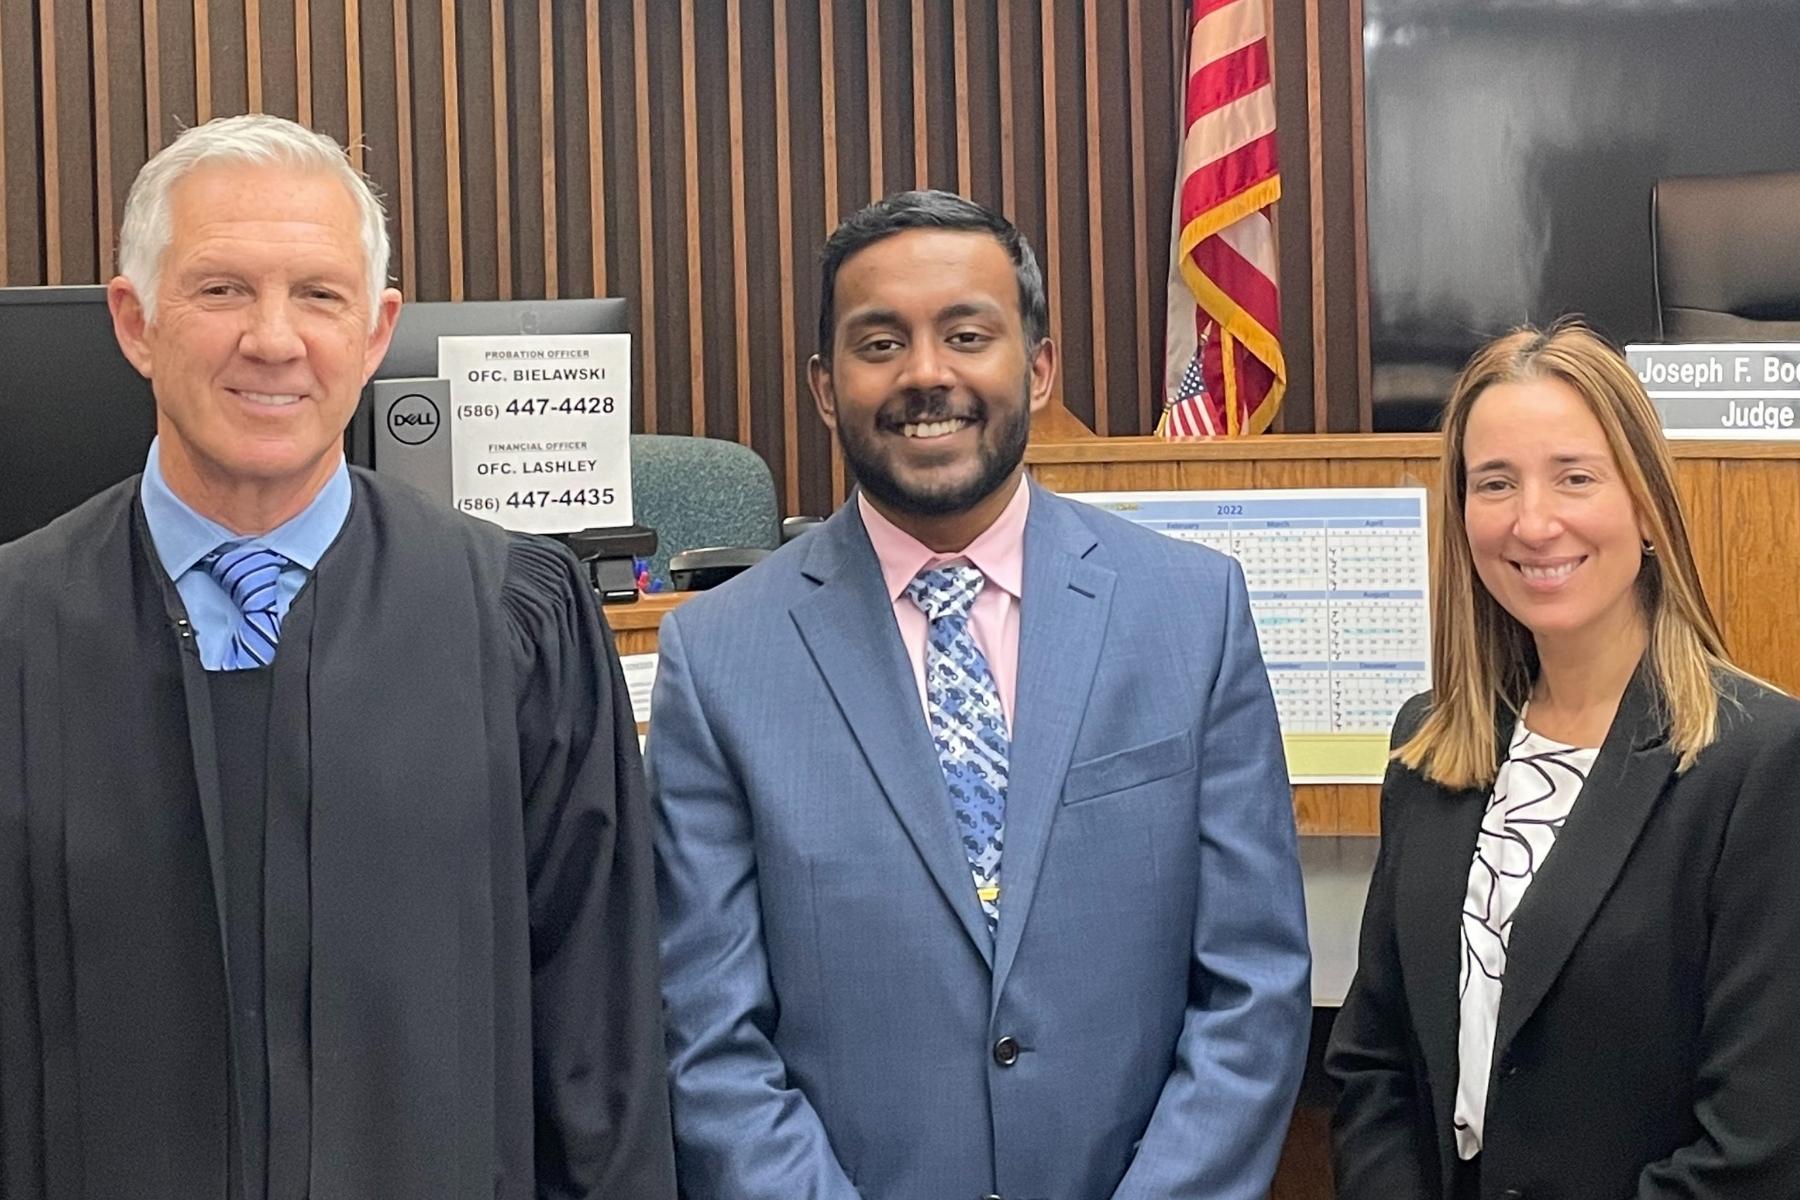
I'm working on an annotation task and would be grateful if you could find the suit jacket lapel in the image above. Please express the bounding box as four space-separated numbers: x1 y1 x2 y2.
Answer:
991 487 1113 1000
789 502 995 964
1491 671 1674 1062
1392 765 1487 1181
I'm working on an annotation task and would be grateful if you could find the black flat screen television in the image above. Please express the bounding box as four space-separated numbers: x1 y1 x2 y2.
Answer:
1363 0 1800 430
0 286 158 545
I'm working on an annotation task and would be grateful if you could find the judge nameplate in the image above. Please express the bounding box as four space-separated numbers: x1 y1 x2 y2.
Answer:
1627 343 1800 439
438 333 634 533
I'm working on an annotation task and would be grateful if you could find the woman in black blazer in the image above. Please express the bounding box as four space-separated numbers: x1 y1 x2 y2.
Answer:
1327 322 1800 1200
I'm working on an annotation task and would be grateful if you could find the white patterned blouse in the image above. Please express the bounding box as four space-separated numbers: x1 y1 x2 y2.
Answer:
1454 713 1600 1159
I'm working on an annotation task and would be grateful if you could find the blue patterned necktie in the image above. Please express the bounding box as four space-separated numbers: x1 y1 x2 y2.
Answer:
200 543 290 669
905 564 1009 933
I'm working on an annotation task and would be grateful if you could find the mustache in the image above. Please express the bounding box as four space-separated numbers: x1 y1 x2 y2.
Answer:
877 392 986 427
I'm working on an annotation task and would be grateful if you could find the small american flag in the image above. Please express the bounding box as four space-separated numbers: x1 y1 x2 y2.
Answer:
1159 325 1218 438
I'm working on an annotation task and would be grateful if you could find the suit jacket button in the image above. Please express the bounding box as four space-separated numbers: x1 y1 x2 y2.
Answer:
1499 1190 1525 1200
992 1036 1020 1067
979 1194 1004 1200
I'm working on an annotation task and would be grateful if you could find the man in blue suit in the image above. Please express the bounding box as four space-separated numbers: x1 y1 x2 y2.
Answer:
649 190 1310 1200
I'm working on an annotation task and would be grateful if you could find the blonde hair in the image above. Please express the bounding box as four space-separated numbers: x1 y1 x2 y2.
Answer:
1396 320 1740 788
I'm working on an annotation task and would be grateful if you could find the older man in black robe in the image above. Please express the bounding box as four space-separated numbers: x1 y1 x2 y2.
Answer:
0 114 675 1199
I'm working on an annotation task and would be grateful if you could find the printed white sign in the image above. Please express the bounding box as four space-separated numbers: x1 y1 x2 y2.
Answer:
1626 343 1800 439
438 334 633 533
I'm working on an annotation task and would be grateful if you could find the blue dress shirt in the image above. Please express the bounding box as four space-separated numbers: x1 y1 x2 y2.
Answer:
139 438 352 670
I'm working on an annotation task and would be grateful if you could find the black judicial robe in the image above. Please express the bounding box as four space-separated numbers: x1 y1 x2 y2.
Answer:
0 470 676 1199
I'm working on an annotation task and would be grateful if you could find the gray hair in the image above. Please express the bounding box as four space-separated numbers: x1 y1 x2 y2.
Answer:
118 113 391 327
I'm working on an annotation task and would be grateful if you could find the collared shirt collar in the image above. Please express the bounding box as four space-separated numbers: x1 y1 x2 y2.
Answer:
859 474 1030 603
139 436 353 579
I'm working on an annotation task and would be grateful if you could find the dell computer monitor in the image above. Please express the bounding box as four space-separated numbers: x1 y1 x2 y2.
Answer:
0 286 158 545
348 296 631 467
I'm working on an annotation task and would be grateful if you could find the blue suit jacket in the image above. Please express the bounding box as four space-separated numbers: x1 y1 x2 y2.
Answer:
648 482 1310 1200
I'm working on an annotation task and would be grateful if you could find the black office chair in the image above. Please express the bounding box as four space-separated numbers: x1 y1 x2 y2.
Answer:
1651 171 1800 341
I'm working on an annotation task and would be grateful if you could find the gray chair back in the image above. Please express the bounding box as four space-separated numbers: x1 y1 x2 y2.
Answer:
630 434 779 589
1652 171 1800 341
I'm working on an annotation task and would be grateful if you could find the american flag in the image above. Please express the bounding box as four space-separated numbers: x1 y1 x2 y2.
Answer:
1159 0 1286 439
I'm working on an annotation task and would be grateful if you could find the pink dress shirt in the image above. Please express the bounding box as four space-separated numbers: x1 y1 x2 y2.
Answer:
858 477 1029 729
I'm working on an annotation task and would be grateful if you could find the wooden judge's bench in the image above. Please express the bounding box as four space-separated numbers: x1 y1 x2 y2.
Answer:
605 431 1800 838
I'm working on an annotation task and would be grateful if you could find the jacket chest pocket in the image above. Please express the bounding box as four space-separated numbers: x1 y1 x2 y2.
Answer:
1061 728 1195 807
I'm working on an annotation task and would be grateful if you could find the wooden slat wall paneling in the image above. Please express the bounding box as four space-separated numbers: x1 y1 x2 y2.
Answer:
388 0 415 296
310 0 351 143
245 0 263 110
356 0 400 284
7 0 1379 506
94 0 143 281
911 0 928 187
862 0 883 199
53 0 99 282
774 0 802 513
629 0 657 432
959 1 1001 214
952 0 972 194
1304 0 1327 432
698 3 739 444
485 0 508 295
254 0 296 119
91 0 112 278
452 0 497 299
1348 0 1371 429
1315 0 1361 433
997 0 1015 217
1126 0 1152 434
38 0 63 282
549 0 593 300
535 0 556 298
294 0 311 123
1270 0 1315 433
785 0 834 517
677 0 703 433
1037 0 1067 412
156 0 199 148
820 0 846 504
142 0 163 156
343 0 362 171
737 8 793 500
583 0 605 297
441 0 464 300
727 0 752 443
1081 0 1107 435
0 2 9 281
208 0 249 120
646 4 692 438
881 0 914 192
408 0 449 302
193 0 211 120
502 0 542 299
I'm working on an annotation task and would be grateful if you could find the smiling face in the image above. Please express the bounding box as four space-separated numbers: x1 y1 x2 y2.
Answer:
108 161 401 527
808 227 1056 548
1461 376 1650 652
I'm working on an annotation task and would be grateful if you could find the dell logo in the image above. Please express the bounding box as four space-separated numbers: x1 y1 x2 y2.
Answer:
387 393 441 446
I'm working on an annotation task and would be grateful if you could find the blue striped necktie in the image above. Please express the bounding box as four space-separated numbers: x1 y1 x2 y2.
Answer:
905 564 1009 933
200 544 290 669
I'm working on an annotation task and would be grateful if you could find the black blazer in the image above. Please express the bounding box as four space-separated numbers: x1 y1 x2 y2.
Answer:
1327 670 1800 1200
